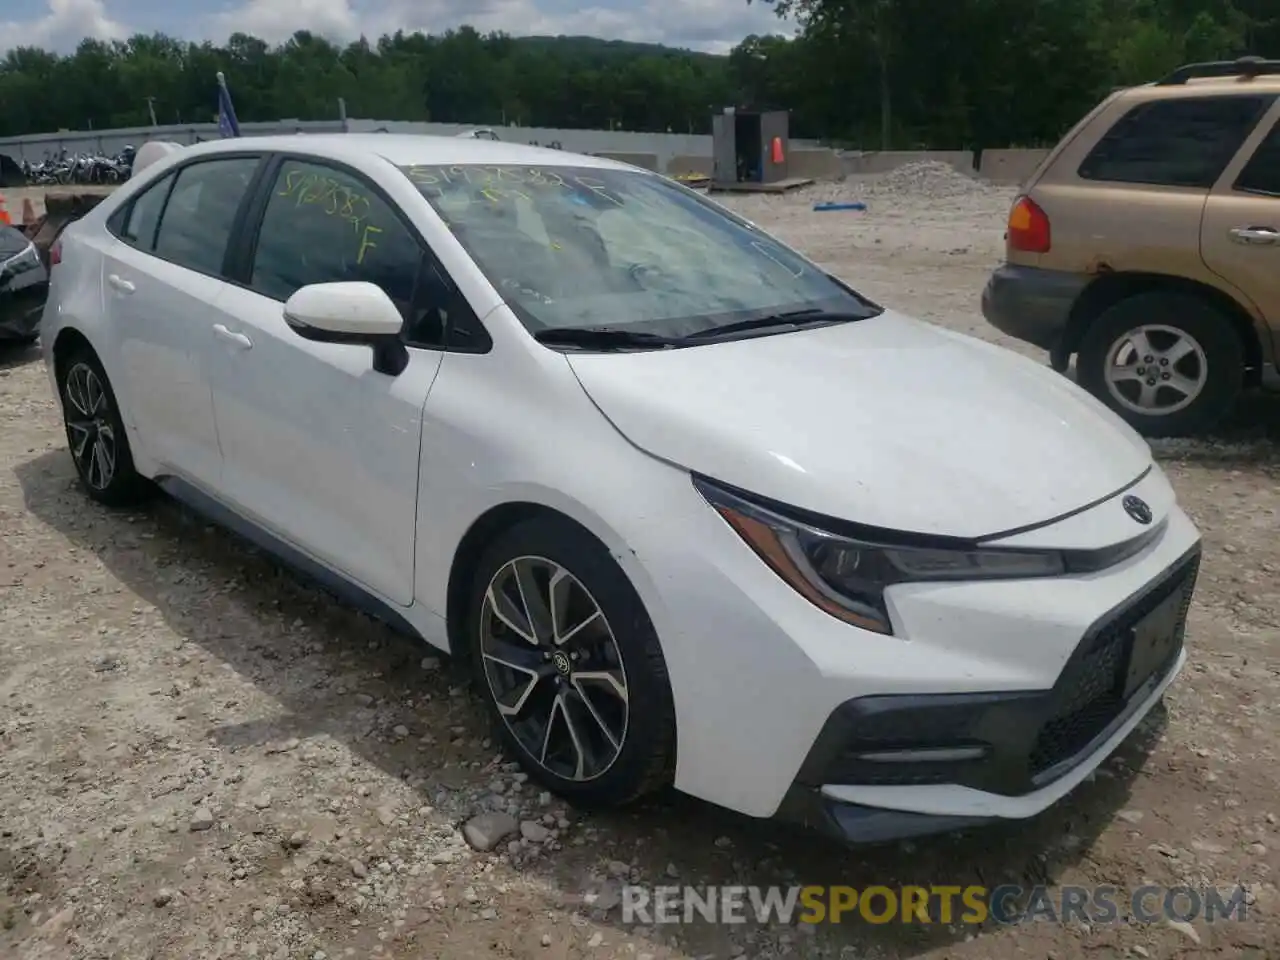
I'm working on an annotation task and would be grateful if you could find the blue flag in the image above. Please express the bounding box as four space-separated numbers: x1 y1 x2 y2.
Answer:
217 72 241 138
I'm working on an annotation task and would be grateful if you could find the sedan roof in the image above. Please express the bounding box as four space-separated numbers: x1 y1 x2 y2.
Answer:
174 133 631 173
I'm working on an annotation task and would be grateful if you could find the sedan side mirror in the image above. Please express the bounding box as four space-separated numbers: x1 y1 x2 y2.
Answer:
283 281 409 376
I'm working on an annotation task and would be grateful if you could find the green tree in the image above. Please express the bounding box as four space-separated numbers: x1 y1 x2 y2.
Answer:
0 7 1274 148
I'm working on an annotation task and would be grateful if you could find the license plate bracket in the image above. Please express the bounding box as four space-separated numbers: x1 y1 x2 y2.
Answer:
1123 584 1188 699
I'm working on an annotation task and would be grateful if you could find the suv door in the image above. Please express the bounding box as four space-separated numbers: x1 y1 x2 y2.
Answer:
101 155 263 483
1201 98 1280 364
207 155 465 606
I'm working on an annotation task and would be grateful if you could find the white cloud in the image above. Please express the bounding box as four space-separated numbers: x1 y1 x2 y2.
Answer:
205 0 359 44
205 0 789 52
0 0 129 49
1 0 790 56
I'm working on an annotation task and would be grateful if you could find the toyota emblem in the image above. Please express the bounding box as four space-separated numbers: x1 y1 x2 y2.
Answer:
1123 495 1153 525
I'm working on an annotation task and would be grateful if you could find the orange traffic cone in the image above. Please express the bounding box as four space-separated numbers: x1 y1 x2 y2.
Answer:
0 194 10 225
770 136 785 165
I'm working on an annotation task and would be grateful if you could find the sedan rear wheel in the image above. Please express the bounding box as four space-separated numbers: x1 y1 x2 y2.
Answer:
468 517 675 807
58 347 152 506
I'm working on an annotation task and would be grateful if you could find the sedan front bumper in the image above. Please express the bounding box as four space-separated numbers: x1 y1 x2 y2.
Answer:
623 455 1200 837
774 542 1194 842
0 256 49 342
0 294 45 341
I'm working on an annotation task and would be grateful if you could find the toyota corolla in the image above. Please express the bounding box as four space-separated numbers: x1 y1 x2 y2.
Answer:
40 135 1200 843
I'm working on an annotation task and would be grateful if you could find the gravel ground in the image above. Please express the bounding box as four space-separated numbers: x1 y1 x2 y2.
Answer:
1 162 1278 960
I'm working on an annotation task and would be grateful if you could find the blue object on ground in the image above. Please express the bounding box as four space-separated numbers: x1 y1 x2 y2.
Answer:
813 201 867 212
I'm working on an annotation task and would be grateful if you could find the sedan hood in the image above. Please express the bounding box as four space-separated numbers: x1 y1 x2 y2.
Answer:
565 311 1152 539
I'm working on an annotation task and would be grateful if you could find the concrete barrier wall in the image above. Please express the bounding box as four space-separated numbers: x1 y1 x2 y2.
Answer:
0 121 348 162
0 120 823 176
666 154 712 177
786 148 843 180
840 150 976 176
0 114 1058 187
0 141 1062 213
978 148 1052 184
592 152 658 171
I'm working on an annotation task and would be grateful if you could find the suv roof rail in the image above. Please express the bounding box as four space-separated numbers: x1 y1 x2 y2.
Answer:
1157 55 1280 85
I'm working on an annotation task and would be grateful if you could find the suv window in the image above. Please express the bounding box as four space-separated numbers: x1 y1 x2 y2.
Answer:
112 172 174 250
1078 95 1274 188
250 159 421 312
154 158 260 275
1236 120 1280 197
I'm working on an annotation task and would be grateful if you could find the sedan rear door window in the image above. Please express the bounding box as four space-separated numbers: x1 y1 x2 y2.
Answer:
153 157 261 276
110 172 174 250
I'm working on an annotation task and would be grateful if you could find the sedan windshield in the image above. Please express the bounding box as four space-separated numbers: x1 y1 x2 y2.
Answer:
398 163 879 338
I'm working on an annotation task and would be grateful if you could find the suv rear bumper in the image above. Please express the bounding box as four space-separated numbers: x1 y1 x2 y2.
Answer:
982 264 1089 354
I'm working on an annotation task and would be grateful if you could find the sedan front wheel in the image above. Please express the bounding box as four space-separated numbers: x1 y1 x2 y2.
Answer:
467 516 676 808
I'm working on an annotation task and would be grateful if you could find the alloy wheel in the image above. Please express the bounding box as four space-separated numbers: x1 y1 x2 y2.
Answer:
63 362 118 491
1103 324 1208 416
479 556 629 782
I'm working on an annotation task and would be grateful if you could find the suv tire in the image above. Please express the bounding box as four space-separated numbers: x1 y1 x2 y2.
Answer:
1076 291 1243 437
466 516 676 809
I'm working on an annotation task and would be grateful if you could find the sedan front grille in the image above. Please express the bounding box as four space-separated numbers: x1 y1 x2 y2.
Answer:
1029 550 1199 777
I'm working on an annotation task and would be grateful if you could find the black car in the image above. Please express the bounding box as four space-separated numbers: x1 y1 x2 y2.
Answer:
0 224 49 345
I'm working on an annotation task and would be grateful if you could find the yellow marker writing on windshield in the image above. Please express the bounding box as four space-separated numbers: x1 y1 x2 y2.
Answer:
358 224 382 264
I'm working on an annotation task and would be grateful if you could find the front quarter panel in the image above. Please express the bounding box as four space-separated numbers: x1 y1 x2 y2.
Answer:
410 330 831 816
411 327 698 622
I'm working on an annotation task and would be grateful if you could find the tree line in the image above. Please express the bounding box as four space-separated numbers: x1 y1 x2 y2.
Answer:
0 0 1275 149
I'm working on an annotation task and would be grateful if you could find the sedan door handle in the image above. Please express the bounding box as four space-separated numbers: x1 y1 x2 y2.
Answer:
1229 226 1279 245
106 273 135 294
212 324 253 349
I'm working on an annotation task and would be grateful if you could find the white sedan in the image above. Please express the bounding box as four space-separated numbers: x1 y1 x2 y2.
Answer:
41 134 1201 843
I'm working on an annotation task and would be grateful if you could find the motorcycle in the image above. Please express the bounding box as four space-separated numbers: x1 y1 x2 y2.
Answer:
22 146 135 186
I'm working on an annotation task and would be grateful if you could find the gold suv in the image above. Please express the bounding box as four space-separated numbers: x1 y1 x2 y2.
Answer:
982 56 1280 437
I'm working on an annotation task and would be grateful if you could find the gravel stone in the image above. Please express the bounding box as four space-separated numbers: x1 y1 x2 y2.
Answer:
463 812 519 852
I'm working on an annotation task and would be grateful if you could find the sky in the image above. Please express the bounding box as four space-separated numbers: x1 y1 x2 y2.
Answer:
0 0 794 55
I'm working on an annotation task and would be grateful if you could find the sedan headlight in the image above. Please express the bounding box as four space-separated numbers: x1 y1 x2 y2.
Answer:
694 477 1065 635
1 241 41 275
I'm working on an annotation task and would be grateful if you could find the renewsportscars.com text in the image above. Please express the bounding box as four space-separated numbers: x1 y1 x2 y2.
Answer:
621 884 1249 926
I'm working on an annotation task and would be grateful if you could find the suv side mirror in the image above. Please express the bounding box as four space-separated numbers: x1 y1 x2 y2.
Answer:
283 281 409 376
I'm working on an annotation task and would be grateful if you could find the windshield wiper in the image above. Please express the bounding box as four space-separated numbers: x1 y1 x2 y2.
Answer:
686 308 868 341
533 326 687 350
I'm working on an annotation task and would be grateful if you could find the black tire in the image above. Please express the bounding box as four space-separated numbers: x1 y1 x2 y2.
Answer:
466 516 676 808
57 345 153 506
1076 291 1244 437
